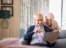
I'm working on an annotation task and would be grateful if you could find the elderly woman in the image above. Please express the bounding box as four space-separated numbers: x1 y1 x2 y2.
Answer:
44 13 61 32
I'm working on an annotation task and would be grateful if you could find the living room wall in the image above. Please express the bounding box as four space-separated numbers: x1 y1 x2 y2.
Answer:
9 0 21 37
0 0 21 39
0 0 1 9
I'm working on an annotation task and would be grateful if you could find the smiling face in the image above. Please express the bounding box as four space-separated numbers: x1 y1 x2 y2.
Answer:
46 18 53 26
34 14 43 27
45 13 54 27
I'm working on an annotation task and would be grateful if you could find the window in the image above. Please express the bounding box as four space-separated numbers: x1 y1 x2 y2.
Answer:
49 0 66 30
62 0 66 30
49 0 61 28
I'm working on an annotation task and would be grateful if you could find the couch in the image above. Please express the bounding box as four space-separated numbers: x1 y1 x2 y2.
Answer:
51 30 66 48
22 30 66 48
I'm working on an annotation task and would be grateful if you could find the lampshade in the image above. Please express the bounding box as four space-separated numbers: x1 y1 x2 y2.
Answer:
0 10 10 19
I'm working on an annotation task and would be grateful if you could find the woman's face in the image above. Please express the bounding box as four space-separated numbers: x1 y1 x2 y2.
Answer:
46 19 53 26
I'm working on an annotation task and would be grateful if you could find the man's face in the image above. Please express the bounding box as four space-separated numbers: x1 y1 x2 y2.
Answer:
35 15 43 26
46 19 53 26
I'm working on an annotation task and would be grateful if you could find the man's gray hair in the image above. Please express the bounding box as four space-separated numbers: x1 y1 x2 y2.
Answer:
33 13 43 19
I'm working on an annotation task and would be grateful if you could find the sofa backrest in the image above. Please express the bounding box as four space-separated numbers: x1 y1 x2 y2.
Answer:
59 30 66 39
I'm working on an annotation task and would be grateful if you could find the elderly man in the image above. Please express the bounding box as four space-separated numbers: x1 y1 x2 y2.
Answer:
44 13 61 32
24 13 56 47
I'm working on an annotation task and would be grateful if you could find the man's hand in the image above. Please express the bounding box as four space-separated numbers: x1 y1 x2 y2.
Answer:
48 36 56 44
33 28 42 33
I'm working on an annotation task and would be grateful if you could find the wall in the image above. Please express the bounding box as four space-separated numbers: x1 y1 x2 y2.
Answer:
9 0 21 37
0 0 1 8
0 0 21 39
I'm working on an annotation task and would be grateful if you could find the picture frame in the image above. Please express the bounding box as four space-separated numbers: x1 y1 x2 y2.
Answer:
1 0 13 5
1 6 13 16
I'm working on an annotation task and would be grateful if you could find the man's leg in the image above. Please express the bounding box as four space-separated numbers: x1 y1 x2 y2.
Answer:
30 43 50 48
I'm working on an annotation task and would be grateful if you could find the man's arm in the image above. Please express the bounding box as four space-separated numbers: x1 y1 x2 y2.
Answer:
24 26 35 40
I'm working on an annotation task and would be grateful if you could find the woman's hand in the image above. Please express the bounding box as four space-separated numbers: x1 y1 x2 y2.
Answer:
53 30 59 32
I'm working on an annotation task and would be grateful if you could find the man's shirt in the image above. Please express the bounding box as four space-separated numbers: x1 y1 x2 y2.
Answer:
30 25 47 44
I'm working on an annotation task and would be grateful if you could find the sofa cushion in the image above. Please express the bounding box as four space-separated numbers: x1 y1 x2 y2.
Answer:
51 39 66 48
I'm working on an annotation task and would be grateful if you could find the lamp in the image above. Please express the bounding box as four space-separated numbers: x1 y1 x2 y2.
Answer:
0 10 10 29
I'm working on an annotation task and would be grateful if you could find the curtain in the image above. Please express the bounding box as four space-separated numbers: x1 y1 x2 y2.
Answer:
20 0 49 38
